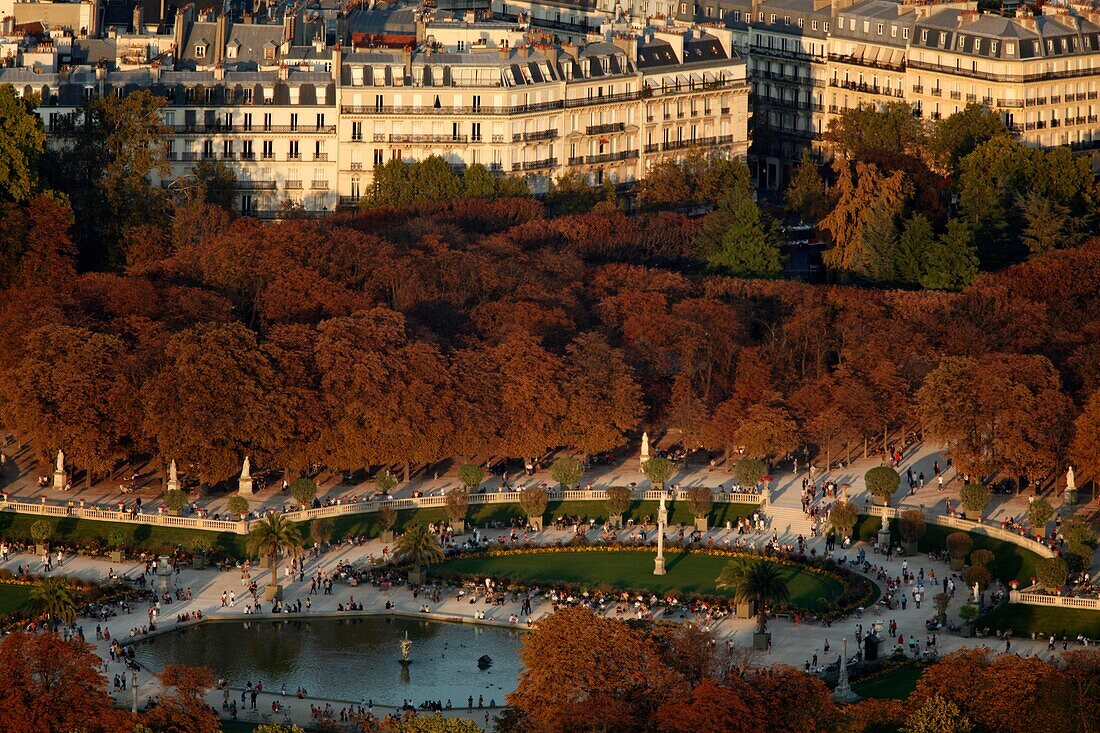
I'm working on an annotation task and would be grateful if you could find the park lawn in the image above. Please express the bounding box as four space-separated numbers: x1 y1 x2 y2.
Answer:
0 583 32 616
432 549 841 610
852 662 923 700
0 512 247 556
977 603 1100 639
852 516 1042 585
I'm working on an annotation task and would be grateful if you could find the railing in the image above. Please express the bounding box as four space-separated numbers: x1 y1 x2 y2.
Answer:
826 52 905 72
513 129 558 142
864 505 1055 559
285 180 303 189
167 125 336 134
314 153 329 161
310 181 329 190
235 181 277 190
1011 590 1100 611
827 80 903 97
389 134 469 143
586 149 638 164
338 195 361 207
909 58 1100 84
586 121 625 135
512 157 557 171
0 500 246 533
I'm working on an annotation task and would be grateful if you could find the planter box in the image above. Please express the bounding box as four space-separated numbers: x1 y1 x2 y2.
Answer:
192 557 205 570
408 567 425 586
609 514 623 529
110 550 123 564
901 541 918 556
380 530 394 544
451 519 465 534
752 631 771 650
735 601 755 619
35 543 48 556
950 557 965 571
527 515 544 531
263 584 283 602
694 517 709 532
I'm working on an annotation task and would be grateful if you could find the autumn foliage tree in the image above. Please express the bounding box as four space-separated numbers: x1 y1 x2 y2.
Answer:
144 664 221 733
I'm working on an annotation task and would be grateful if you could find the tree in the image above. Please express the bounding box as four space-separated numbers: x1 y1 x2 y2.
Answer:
1019 191 1084 254
30 520 51 546
928 103 1008 174
1028 498 1054 537
0 85 46 202
145 664 220 733
654 678 762 733
30 578 77 625
642 456 676 490
716 558 789 634
820 161 912 280
864 466 900 505
377 505 397 537
560 333 643 459
457 463 485 492
289 477 318 505
546 173 606 216
254 725 307 733
963 565 992 595
898 509 926 545
730 402 800 461
687 486 713 519
705 196 783 278
732 458 768 489
0 632 128 733
920 219 978 290
969 549 994 568
959 484 992 520
902 695 973 733
227 496 249 517
394 523 444 580
309 518 333 545
489 330 566 459
549 457 584 491
605 486 632 522
245 513 304 593
164 489 187 512
946 533 972 567
444 488 468 527
1035 557 1068 592
1071 390 1100 483
507 608 680 733
462 164 497 198
830 500 858 540
785 151 827 223
191 159 237 212
376 469 399 493
894 213 935 286
1061 517 1097 572
827 102 925 166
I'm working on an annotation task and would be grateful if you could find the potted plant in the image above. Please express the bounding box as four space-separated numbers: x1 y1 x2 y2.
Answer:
289 478 318 509
969 549 994 569
963 565 992 607
456 464 484 493
520 486 549 531
686 486 713 532
31 520 51 556
227 495 250 520
378 505 397 543
605 486 632 529
946 532 972 571
550 457 584 492
732 458 767 492
189 536 213 569
829 500 859 543
717 557 789 650
958 603 978 637
1027 498 1054 539
865 467 900 507
641 457 676 491
1035 557 1068 593
959 484 992 522
310 518 334 548
445 488 469 534
898 509 926 555
164 489 187 516
108 529 126 563
245 512 305 601
395 523 444 585
933 592 951 625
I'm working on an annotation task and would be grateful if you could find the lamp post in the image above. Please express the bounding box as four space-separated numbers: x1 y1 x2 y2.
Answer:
131 671 138 714
653 495 667 575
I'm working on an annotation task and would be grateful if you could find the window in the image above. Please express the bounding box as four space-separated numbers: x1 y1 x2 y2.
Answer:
471 122 481 141
784 15 790 25
903 27 909 39
769 13 776 24
262 140 273 159
733 10 740 20
1046 40 1053 53
959 35 966 50
876 23 883 34
351 121 362 141
758 11 764 21
1006 43 1015 56
316 113 325 129
849 18 855 30
263 113 272 131
811 19 818 29
457 40 465 50
681 3 686 14
921 29 928 42
798 17 803 27
243 88 253 104
974 38 981 51
373 149 383 165
195 45 206 58
823 21 829 32
289 140 300 159
991 40 998 54
264 46 275 61
243 113 252 131
290 113 298 131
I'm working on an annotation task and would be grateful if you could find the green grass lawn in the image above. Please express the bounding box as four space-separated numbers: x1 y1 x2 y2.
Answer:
853 515 1043 584
852 662 923 700
0 511 247 556
977 603 1100 638
433 549 842 610
0 584 32 616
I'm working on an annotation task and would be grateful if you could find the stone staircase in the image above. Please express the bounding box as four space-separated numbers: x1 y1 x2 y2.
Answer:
765 504 814 539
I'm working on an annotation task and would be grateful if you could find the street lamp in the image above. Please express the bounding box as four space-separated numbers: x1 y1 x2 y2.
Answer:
131 671 138 714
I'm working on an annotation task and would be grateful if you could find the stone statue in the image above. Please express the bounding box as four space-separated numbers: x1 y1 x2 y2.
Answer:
400 631 412 663
972 582 980 603
52 450 67 491
55 450 64 473
640 432 650 468
241 456 251 480
169 460 178 483
238 456 254 496
1067 465 1076 492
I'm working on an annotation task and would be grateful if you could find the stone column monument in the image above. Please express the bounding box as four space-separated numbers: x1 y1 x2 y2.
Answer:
640 431 650 469
238 456 254 496
1064 465 1077 505
653 494 667 575
52 450 66 491
833 639 858 703
166 460 180 493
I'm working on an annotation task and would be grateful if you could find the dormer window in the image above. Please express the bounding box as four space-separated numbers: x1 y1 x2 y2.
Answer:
991 40 998 53
1006 42 1015 55
903 27 909 39
783 15 790 25
264 46 276 61
974 38 981 51
876 23 883 34
195 44 206 58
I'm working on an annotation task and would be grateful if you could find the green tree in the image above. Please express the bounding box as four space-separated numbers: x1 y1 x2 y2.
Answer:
605 485 633 520
1035 557 1068 592
898 509 927 545
546 173 604 216
705 196 782 278
227 495 249 517
830 500 858 539
549 457 584 491
0 85 46 202
30 577 77 625
289 477 317 505
903 695 973 733
716 558 790 634
732 458 768 488
376 469 399 493
519 486 549 523
378 505 398 536
366 159 413 207
959 484 992 519
1062 517 1096 572
410 155 463 201
857 203 900 283
920 219 978 291
495 174 530 197
785 151 827 222
1019 191 1085 254
246 513 304 593
457 463 485 491
865 466 900 505
928 103 1008 174
827 101 926 166
394 523 445 580
946 532 972 564
462 163 497 198
894 213 935 286
192 159 237 212
1027 498 1054 537
642 456 676 489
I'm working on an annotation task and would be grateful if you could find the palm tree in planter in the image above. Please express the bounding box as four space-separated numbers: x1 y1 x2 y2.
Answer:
445 489 469 534
716 558 789 649
31 577 77 627
107 529 127 564
395 523 444 585
378 505 397 543
520 486 549 531
605 486 632 529
687 487 713 532
246 513 304 601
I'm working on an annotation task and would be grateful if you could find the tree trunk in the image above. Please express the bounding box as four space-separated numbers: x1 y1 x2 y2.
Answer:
846 440 852 465
404 462 411 483
863 437 868 460
85 469 92 490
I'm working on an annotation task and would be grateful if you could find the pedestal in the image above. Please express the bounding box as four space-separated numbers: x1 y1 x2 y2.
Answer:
1064 488 1078 506
877 526 891 552
52 470 66 491
166 477 180 493
238 477 254 496
653 554 666 575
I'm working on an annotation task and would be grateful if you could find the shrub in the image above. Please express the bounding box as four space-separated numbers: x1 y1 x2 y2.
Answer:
958 604 979 624
1027 498 1054 535
732 458 767 488
605 486 632 517
445 489 469 523
865 467 900 504
520 486 549 517
378 505 397 534
376 469 399 493
898 509 926 543
289 478 318 505
550 457 584 490
456 464 485 491
959 484 992 517
642 457 676 489
107 529 127 549
946 532 972 560
189 536 214 554
1035 557 1068 592
687 486 714 518
963 565 992 593
164 489 187 512
227 496 249 516
310 518 334 545
30 520 51 543
830 501 859 539
969 549 994 568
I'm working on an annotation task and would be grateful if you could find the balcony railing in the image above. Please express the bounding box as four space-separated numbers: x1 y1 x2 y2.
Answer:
349 162 363 170
949 91 961 100
586 149 639 164
389 134 468 143
826 52 905 72
512 157 557 171
314 153 329 161
167 124 336 134
909 58 1100 84
513 129 558 142
285 180 303 189
235 181 277 191
586 121 626 136
311 180 329 190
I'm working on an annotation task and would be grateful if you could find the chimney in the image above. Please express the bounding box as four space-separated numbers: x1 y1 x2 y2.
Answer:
403 44 412 78
132 4 143 34
959 9 979 24
612 32 637 59
282 14 294 45
331 44 341 85
214 11 228 66
518 43 531 57
498 43 509 58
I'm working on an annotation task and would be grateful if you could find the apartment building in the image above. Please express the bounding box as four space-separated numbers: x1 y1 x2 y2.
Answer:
0 10 748 215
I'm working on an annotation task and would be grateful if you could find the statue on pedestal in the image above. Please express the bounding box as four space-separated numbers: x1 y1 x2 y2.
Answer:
238 456 254 496
833 639 859 703
52 450 66 491
166 460 180 493
1065 465 1078 505
640 432 650 469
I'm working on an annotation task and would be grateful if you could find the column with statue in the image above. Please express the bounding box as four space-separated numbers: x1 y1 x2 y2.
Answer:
1064 465 1077 505
52 450 67 491
238 456 254 496
653 494 667 575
